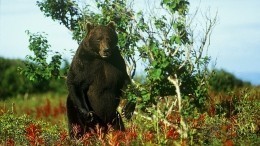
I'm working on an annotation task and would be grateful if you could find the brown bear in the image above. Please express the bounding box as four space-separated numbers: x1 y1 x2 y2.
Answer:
66 22 131 137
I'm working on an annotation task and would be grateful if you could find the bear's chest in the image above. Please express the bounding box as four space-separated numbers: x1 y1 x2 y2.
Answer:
91 60 125 88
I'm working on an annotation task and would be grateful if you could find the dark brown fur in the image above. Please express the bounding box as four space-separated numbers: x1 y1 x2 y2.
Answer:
66 22 130 137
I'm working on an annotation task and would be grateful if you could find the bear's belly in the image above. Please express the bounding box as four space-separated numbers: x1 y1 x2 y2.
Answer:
86 84 121 122
85 63 125 122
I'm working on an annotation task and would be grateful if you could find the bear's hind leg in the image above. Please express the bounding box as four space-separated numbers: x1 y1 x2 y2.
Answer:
66 96 86 138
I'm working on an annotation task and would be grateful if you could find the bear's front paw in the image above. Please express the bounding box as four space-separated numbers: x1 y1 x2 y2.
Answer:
122 101 136 120
84 111 95 122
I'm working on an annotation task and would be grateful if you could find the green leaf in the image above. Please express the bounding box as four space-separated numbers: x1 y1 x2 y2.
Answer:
150 69 162 80
175 36 181 44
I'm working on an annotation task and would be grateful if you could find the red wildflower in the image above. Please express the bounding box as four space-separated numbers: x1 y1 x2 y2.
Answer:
53 100 66 117
72 124 81 138
224 139 234 146
43 99 51 117
125 130 138 144
143 131 154 142
166 127 179 140
109 131 124 146
55 130 69 146
125 125 138 144
192 113 206 128
25 123 44 146
6 138 15 146
81 132 93 145
208 104 216 116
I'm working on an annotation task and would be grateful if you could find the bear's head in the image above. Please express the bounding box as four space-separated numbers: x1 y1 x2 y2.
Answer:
86 22 118 58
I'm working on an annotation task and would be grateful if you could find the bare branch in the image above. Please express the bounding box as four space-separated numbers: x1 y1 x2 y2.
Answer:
167 75 188 139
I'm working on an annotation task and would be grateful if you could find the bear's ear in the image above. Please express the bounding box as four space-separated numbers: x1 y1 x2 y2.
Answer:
86 22 94 32
107 21 116 30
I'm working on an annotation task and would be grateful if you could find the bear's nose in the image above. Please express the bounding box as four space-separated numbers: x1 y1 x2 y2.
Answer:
104 48 110 53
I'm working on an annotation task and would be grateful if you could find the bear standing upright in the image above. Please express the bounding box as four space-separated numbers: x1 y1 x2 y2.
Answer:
66 22 130 137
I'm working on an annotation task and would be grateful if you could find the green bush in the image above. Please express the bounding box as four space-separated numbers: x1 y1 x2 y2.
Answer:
0 57 67 99
0 57 33 99
0 111 62 145
203 88 260 145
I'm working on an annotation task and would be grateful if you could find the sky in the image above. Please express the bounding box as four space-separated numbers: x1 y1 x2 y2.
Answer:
194 0 260 85
0 0 260 85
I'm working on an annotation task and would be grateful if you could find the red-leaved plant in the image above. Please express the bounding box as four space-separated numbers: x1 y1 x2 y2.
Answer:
25 123 44 146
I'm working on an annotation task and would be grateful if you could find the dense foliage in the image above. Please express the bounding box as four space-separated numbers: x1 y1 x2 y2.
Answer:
0 57 31 98
0 57 67 99
20 31 63 81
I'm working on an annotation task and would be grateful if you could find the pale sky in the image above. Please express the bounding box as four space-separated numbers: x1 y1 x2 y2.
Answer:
199 0 260 71
0 0 260 84
194 0 260 85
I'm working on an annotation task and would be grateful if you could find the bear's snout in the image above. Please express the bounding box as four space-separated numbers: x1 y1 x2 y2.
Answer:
103 47 110 53
100 47 112 58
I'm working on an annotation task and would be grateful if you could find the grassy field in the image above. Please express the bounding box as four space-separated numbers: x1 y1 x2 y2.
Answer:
0 87 259 145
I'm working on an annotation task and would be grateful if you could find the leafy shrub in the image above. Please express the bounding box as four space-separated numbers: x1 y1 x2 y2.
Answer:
0 57 67 99
202 88 260 145
20 31 63 82
0 111 61 145
0 57 34 99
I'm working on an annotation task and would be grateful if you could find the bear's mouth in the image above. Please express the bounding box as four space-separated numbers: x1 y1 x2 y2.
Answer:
100 51 111 58
100 52 111 58
102 55 109 58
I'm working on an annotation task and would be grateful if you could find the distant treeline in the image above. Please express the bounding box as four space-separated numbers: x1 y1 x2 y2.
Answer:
0 57 68 99
209 69 251 92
